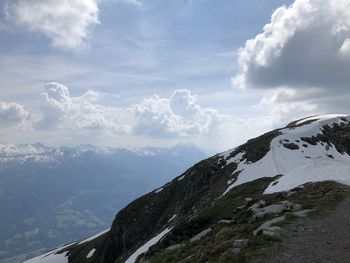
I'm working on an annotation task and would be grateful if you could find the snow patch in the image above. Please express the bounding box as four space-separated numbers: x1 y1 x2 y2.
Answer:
78 228 110 245
124 227 173 263
168 214 176 222
23 242 74 263
155 187 163 193
177 175 185 181
24 252 68 263
295 114 348 126
86 248 96 258
265 159 350 194
222 115 350 195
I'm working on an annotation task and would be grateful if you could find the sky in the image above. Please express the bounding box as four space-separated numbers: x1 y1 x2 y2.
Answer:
0 0 349 152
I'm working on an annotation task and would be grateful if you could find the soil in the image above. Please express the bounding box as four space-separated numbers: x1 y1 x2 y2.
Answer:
253 197 350 263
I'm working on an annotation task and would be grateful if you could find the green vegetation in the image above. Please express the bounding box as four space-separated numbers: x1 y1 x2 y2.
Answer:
144 179 349 263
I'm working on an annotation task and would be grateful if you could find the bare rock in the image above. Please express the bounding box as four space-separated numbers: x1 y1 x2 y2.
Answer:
293 209 313 218
218 219 234 224
190 228 212 243
253 216 285 236
245 197 253 203
250 201 301 219
232 239 250 253
166 244 182 251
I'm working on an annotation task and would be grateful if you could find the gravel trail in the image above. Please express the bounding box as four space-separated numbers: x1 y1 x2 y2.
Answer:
254 197 350 263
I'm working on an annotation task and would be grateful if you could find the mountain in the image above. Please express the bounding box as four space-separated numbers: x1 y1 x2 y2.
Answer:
0 144 206 263
25 114 350 263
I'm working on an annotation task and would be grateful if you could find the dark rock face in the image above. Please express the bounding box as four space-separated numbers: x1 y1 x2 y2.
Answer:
94 155 238 263
227 129 281 163
321 122 350 155
283 143 300 150
298 120 350 155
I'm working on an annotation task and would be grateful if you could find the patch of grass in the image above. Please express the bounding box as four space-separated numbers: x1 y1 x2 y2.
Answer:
144 180 350 263
288 181 349 218
147 178 279 263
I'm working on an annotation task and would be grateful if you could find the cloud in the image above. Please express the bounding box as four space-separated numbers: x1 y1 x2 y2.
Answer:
34 83 237 142
233 0 350 91
131 89 229 137
36 82 128 132
0 82 285 150
257 88 319 126
0 102 29 126
4 0 100 49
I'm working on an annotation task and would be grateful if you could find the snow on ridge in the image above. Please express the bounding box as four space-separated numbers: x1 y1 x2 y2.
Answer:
23 241 75 263
177 175 185 181
124 227 173 263
24 229 109 262
23 251 69 263
155 187 163 193
295 114 349 126
78 228 110 245
264 158 350 194
222 114 350 196
287 114 349 138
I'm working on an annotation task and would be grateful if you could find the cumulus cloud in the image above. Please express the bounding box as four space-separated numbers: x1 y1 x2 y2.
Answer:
233 0 350 91
257 88 319 126
0 102 29 126
131 89 229 137
34 82 236 142
4 0 100 49
36 82 128 132
0 82 284 150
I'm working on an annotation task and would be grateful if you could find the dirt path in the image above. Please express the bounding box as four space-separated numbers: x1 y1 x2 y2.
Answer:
253 197 350 263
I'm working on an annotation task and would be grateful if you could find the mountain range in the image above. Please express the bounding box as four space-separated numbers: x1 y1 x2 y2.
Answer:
0 144 206 263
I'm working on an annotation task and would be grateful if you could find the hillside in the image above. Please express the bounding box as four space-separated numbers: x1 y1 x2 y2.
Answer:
24 114 350 263
0 144 206 263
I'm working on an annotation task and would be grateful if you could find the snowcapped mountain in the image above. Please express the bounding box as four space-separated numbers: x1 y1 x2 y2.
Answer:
24 114 350 263
221 114 350 195
0 144 206 263
0 143 204 166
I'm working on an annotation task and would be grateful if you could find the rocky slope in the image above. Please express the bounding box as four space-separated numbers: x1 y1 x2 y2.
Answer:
24 114 350 263
0 144 206 263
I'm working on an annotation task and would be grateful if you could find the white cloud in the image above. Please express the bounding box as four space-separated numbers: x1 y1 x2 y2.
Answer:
1 82 306 151
257 88 319 126
0 102 29 126
4 0 100 49
33 83 248 147
131 89 229 137
36 82 128 132
233 0 350 91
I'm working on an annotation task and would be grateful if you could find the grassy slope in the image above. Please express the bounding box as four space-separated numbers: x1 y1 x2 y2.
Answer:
144 179 349 263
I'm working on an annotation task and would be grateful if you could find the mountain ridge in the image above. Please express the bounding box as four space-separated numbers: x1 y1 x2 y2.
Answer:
0 144 206 263
24 114 350 263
